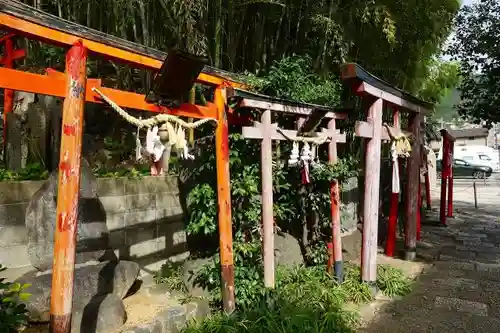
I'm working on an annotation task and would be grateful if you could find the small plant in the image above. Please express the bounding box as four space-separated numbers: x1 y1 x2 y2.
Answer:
341 264 374 304
0 265 31 333
0 163 49 182
195 241 265 308
93 165 150 179
376 265 412 297
154 262 188 293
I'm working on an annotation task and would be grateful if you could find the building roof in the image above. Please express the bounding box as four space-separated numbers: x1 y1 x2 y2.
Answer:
448 127 489 139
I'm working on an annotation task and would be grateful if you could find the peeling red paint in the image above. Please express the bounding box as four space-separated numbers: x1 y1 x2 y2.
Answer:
63 124 76 136
57 212 74 232
66 40 86 79
59 161 74 181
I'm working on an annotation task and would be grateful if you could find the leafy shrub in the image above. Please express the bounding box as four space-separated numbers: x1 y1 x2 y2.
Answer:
195 242 265 308
246 55 342 107
0 265 31 333
0 163 49 182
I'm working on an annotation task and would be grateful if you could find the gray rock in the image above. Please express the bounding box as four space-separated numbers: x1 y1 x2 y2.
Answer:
71 294 126 333
158 305 187 333
17 260 140 322
25 159 114 271
274 232 304 267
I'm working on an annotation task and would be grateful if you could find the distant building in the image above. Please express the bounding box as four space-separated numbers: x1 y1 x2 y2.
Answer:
429 127 489 151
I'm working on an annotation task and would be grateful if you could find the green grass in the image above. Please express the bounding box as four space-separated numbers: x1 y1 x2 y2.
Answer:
179 263 412 333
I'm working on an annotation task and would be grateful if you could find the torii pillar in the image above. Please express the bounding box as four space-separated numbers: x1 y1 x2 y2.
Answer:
242 113 347 285
0 34 26 149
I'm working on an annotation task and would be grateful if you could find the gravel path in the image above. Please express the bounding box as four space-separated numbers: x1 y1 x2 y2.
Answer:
361 189 500 332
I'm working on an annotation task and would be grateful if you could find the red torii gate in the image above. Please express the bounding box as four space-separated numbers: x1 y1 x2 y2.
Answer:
341 64 432 289
440 129 456 226
0 0 246 330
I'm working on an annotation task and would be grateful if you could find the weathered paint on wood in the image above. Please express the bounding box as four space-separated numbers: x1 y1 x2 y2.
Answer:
355 120 410 141
260 110 275 288
404 113 422 261
385 109 400 257
328 119 344 282
361 98 383 286
49 41 87 333
2 36 14 150
237 98 348 119
447 141 454 218
242 125 346 143
214 86 235 313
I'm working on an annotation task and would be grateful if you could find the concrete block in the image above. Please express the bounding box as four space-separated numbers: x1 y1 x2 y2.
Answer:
156 192 181 210
129 237 165 259
126 193 156 211
0 203 28 227
0 245 30 268
124 210 157 227
100 195 128 214
106 213 125 230
0 225 27 246
126 227 157 247
97 178 126 196
0 181 42 204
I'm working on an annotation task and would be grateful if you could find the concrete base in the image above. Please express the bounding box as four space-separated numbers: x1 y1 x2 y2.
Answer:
404 249 417 261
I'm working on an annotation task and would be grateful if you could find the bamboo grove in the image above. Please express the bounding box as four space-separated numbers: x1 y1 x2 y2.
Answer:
16 0 459 96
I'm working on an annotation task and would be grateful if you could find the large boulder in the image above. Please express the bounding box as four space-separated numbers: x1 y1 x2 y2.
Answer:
71 294 126 333
17 260 139 322
274 232 304 267
25 159 113 271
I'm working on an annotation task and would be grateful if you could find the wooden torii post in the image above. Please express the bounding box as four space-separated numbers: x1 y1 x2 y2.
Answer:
341 63 432 290
0 32 25 146
386 108 401 257
440 129 456 226
0 0 252 324
233 89 348 285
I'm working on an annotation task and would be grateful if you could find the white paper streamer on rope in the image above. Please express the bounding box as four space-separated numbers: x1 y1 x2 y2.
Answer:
92 87 216 161
391 141 400 193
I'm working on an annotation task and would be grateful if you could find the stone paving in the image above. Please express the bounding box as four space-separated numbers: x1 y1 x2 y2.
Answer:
361 183 500 332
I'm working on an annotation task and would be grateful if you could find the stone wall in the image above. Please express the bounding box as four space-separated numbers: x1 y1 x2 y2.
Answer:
0 174 360 272
0 176 187 273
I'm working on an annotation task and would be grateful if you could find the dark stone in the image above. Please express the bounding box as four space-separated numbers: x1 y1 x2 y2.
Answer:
342 229 362 262
25 159 115 271
17 260 140 322
72 294 126 333
274 232 304 267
